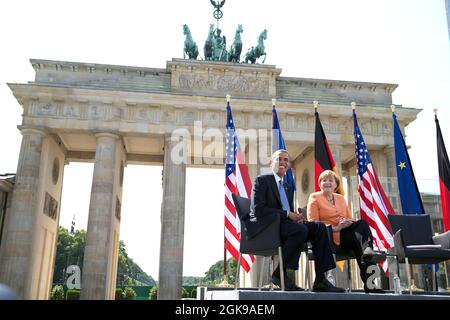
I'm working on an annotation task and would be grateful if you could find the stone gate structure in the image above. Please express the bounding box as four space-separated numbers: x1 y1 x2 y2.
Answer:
0 58 420 299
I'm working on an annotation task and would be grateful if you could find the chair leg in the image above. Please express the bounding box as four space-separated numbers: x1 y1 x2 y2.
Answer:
278 246 285 291
432 264 437 292
392 255 402 294
347 260 352 292
235 254 242 290
304 252 310 291
405 257 412 295
258 257 266 291
444 262 449 291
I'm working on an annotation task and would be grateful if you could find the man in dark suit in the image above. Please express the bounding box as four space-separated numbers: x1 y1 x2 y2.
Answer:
248 149 344 292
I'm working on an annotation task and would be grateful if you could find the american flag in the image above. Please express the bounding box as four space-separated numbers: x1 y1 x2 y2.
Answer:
224 102 255 272
353 110 394 272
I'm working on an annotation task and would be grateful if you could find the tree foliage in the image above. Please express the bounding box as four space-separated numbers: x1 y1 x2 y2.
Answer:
50 284 64 300
204 258 237 285
149 285 158 300
53 226 155 287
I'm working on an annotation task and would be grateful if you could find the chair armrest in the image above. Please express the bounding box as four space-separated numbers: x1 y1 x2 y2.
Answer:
392 229 405 261
432 231 450 250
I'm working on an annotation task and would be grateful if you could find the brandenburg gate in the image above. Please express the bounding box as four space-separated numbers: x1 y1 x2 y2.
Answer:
0 58 420 299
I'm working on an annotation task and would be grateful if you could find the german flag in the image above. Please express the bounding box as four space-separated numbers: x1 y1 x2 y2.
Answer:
314 110 345 195
436 114 450 231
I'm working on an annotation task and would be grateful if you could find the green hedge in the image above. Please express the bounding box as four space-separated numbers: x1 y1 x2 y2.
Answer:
66 289 80 300
50 285 64 300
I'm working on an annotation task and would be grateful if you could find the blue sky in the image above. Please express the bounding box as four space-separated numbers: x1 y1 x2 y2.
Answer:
0 0 449 278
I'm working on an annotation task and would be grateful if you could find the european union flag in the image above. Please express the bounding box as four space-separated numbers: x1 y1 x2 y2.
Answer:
393 111 424 214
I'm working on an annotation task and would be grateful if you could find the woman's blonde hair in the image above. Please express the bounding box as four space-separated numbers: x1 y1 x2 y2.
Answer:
318 170 340 191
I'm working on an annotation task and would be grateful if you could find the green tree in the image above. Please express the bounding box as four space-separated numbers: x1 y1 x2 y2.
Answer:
115 288 124 300
116 240 155 286
182 276 207 286
149 285 158 300
181 287 189 298
204 258 237 285
122 287 137 300
53 227 155 288
53 227 86 284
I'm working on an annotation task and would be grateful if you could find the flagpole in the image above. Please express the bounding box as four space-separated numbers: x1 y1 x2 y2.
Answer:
313 100 319 111
393 104 416 289
221 94 231 287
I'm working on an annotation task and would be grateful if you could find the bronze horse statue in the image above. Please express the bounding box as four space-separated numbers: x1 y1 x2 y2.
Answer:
228 24 243 63
204 24 214 61
183 24 199 60
244 29 267 64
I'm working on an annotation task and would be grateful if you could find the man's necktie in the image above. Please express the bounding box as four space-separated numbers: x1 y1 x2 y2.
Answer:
278 179 290 212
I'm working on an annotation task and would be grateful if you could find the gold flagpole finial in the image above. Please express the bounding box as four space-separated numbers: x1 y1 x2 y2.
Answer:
351 102 356 110
226 94 231 102
272 98 276 107
313 100 319 111
391 104 396 113
433 108 438 115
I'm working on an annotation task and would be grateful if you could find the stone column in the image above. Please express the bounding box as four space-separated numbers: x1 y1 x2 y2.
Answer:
383 145 396 178
158 134 186 300
0 127 46 298
81 133 121 300
329 145 343 176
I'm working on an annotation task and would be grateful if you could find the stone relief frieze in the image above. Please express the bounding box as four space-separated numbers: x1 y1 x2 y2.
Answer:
132 107 158 123
178 74 269 94
328 117 339 133
161 110 175 123
112 107 127 121
338 119 352 134
183 111 195 123
43 192 58 221
136 108 149 121
248 113 266 128
203 111 220 126
321 118 330 133
63 105 80 118
88 105 105 119
37 102 57 116
294 115 308 131
233 113 245 128
382 121 392 134
360 120 372 135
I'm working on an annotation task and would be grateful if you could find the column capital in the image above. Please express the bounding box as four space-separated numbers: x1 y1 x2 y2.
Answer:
94 132 120 140
383 144 395 154
329 144 344 153
17 125 48 137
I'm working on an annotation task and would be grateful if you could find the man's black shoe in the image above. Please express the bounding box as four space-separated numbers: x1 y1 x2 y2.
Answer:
271 273 305 291
312 278 345 293
364 285 385 294
362 247 386 264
